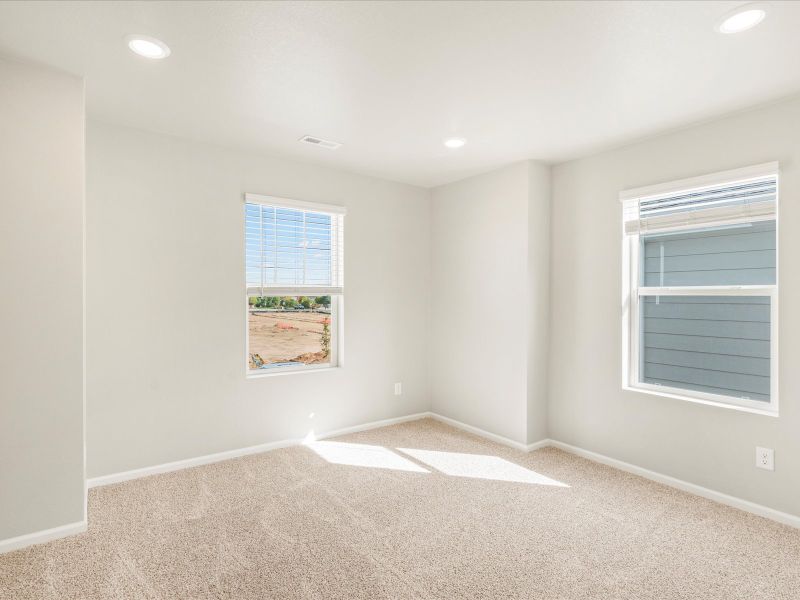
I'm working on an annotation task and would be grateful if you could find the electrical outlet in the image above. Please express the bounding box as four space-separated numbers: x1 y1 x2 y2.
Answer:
756 446 774 471
394 382 402 396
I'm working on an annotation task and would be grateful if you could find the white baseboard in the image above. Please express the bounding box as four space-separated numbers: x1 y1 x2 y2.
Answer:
548 439 800 529
525 438 551 452
87 438 298 488
0 520 87 555
87 412 431 489
313 412 431 442
427 412 548 452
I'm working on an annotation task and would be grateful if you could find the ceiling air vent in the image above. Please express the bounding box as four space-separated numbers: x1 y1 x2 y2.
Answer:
299 135 342 150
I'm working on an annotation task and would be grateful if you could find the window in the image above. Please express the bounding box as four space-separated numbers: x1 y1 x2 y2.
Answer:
245 194 344 374
621 163 778 414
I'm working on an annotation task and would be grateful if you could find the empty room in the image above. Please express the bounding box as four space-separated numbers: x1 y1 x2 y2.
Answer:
2 1 800 598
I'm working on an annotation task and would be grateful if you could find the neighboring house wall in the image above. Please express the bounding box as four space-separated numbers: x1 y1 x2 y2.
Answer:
0 57 85 539
85 121 431 478
549 96 800 516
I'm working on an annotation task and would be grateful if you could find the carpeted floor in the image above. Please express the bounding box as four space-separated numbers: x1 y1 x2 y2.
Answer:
2 418 799 599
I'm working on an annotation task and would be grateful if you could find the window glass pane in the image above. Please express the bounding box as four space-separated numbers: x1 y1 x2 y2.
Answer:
245 203 335 289
640 220 775 287
639 295 771 402
248 296 333 371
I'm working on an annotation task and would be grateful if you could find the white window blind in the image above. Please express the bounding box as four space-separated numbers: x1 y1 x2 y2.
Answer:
245 194 345 297
622 162 778 235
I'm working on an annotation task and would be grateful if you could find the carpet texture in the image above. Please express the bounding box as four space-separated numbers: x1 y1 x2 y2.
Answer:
1 418 799 599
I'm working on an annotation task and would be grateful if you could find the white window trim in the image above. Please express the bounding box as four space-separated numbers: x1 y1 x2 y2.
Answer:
621 164 779 416
618 161 778 203
244 192 347 215
244 193 345 377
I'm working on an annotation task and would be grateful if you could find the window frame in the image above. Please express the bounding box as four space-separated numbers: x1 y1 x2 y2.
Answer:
245 295 343 378
621 166 779 416
243 193 345 378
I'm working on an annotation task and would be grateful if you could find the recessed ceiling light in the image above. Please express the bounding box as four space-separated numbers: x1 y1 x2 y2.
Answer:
443 137 466 149
126 35 171 59
717 3 766 34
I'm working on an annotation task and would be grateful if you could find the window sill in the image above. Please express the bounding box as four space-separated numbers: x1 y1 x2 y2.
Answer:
247 365 341 379
622 384 778 418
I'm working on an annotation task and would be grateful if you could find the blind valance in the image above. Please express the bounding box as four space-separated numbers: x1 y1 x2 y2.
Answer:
621 163 778 235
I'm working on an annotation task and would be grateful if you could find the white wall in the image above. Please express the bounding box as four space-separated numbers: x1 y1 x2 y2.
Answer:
549 96 800 516
527 162 551 444
0 58 85 539
430 161 550 445
86 121 430 478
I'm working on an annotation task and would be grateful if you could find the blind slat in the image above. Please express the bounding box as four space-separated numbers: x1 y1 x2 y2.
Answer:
245 200 344 294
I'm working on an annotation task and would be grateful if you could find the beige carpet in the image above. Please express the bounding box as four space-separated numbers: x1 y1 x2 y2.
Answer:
2 418 799 599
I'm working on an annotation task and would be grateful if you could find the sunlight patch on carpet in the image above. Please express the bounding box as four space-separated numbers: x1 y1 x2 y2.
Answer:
306 441 430 473
397 448 569 487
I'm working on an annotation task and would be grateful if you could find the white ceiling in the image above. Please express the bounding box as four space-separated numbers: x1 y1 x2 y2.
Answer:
1 1 799 188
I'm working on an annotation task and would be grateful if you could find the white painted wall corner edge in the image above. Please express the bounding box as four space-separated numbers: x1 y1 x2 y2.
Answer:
0 521 87 555
426 413 549 452
5 410 797 555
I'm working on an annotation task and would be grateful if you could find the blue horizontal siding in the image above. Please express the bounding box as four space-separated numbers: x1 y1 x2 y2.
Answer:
643 229 775 257
644 249 775 272
642 298 770 322
641 295 771 402
643 333 769 359
644 348 769 377
643 363 769 398
642 221 776 286
644 318 769 340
